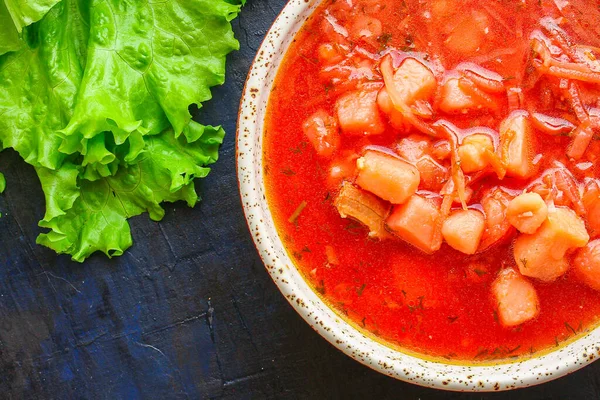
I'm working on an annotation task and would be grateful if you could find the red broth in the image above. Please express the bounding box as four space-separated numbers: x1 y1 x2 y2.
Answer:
264 0 600 361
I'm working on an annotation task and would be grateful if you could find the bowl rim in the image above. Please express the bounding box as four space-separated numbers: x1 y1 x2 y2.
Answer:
236 0 600 391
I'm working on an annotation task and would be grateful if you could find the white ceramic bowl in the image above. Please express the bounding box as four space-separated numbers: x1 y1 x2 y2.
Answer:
236 0 600 391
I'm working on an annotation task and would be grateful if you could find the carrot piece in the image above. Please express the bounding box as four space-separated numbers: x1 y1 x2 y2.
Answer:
479 187 515 251
434 121 467 209
573 239 600 291
356 150 420 204
546 63 600 84
483 148 507 180
567 121 594 160
336 90 385 136
386 194 441 253
507 87 523 111
302 110 340 157
492 269 540 327
554 169 586 216
442 209 485 255
564 81 588 123
499 111 535 179
583 179 600 237
514 207 589 282
431 192 454 252
325 245 340 266
458 134 494 173
506 192 548 234
334 181 391 239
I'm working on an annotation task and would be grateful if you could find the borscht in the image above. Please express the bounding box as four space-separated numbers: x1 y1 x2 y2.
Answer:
264 0 600 361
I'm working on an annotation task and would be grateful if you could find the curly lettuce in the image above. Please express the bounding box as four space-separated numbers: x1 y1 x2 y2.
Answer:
0 0 63 55
0 0 243 261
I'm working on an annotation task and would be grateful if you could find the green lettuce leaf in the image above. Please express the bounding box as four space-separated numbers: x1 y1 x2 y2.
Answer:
0 0 63 55
37 126 225 262
60 0 242 166
0 0 85 169
0 172 5 193
0 0 242 261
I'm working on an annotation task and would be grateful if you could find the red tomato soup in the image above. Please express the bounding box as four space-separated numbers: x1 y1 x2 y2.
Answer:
263 0 600 361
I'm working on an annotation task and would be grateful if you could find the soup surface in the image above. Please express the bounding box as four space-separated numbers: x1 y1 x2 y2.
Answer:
264 0 600 361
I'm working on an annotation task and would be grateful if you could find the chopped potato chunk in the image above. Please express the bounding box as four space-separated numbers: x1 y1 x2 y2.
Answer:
438 78 477 113
442 209 485 254
334 181 391 239
396 134 431 161
507 192 548 234
386 194 441 253
574 240 600 291
302 110 340 157
336 90 385 135
492 269 540 327
479 187 514 251
377 58 436 129
458 134 494 173
500 111 535 179
356 150 420 204
514 207 589 281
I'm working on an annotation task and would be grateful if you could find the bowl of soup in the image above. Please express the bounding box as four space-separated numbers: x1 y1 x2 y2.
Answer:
237 0 600 391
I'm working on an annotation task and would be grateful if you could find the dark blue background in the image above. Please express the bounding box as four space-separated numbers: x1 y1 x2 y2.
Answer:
1 1 600 398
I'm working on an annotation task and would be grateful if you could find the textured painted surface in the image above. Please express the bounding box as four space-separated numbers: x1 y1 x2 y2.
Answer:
1 0 600 398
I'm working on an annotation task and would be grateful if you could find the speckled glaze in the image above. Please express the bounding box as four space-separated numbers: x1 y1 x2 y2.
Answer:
236 0 600 391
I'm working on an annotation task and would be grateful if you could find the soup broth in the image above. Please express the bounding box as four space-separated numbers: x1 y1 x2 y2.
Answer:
264 0 600 361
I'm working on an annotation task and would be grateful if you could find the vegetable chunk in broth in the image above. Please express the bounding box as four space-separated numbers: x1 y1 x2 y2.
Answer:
264 0 600 361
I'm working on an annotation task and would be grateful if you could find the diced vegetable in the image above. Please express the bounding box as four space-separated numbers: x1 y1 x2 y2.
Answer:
583 179 600 237
492 268 540 327
379 56 439 137
442 209 485 254
350 15 383 42
386 194 441 253
336 90 386 135
356 150 420 204
432 140 451 161
444 10 489 56
499 111 535 179
416 156 448 192
479 187 515 251
377 89 408 130
514 207 589 281
507 192 548 234
438 78 477 113
458 134 494 173
389 58 436 104
302 110 340 157
318 43 344 65
328 152 358 186
334 181 391 239
573 240 600 291
396 134 431 161
377 58 437 128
